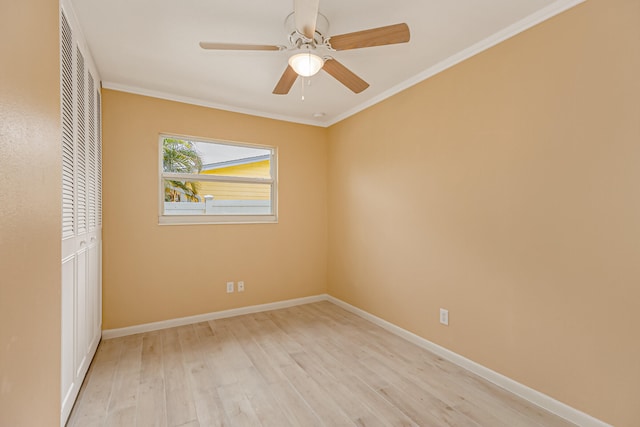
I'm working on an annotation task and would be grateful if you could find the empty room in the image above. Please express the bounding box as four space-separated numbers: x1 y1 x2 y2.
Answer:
1 0 638 426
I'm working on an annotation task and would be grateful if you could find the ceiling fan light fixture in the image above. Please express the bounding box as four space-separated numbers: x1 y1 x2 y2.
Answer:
288 52 324 77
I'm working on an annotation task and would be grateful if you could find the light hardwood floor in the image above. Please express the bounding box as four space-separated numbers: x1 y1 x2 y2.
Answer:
67 301 575 427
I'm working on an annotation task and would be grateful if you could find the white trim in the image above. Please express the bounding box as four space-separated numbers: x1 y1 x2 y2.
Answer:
101 295 325 339
327 0 586 126
102 0 583 128
326 295 612 427
100 292 610 426
158 214 278 225
158 134 278 225
60 0 101 84
162 172 273 185
61 333 99 427
101 81 325 127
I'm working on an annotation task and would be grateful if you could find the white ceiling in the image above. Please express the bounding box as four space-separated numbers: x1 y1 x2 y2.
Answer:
69 0 582 127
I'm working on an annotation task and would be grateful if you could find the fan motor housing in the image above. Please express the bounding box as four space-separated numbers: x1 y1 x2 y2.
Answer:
285 12 330 48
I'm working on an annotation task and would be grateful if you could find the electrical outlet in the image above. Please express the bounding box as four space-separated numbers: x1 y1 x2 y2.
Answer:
440 308 449 326
226 281 234 293
237 281 245 292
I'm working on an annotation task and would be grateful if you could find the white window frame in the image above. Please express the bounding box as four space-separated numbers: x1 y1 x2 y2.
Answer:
158 134 278 225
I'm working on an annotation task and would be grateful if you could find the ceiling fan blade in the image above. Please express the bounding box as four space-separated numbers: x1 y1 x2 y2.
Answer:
329 23 410 51
322 58 369 94
294 0 319 39
273 65 299 95
199 42 285 51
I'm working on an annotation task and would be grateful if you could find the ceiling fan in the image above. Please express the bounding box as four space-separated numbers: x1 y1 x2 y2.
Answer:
199 0 410 95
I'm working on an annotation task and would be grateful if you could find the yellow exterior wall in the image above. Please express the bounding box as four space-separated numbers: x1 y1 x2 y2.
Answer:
0 0 62 425
200 159 271 200
102 90 328 330
203 159 270 178
327 1 639 426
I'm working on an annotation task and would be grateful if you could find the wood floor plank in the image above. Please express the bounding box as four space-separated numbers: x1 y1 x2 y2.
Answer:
225 318 308 427
67 338 124 427
289 350 389 427
135 333 166 427
235 315 324 427
270 306 447 426
69 302 577 427
190 321 234 427
161 327 198 427
287 340 419 426
103 335 143 426
180 323 229 426
267 306 416 425
312 302 574 427
104 406 137 427
225 318 328 426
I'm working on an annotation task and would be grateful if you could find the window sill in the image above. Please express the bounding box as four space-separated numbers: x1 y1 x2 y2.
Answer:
158 214 278 225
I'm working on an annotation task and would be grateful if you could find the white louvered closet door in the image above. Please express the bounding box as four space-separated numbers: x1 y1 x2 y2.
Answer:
60 2 102 425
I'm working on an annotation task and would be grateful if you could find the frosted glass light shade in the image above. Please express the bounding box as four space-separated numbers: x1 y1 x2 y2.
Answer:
288 52 324 77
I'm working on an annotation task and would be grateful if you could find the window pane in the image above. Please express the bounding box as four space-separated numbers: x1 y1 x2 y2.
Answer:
163 179 272 216
163 138 271 179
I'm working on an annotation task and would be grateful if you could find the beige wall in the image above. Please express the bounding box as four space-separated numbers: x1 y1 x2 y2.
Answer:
1 0 634 425
327 0 639 426
0 0 61 425
101 90 328 329
102 0 637 424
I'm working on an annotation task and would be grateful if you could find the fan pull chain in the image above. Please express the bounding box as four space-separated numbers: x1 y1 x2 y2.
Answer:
300 77 313 101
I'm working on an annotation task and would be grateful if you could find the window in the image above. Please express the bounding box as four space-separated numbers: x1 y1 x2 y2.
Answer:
159 135 277 224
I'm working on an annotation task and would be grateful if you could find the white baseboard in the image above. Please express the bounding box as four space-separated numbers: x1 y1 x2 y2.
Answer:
326 295 611 427
101 294 326 339
101 293 610 427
